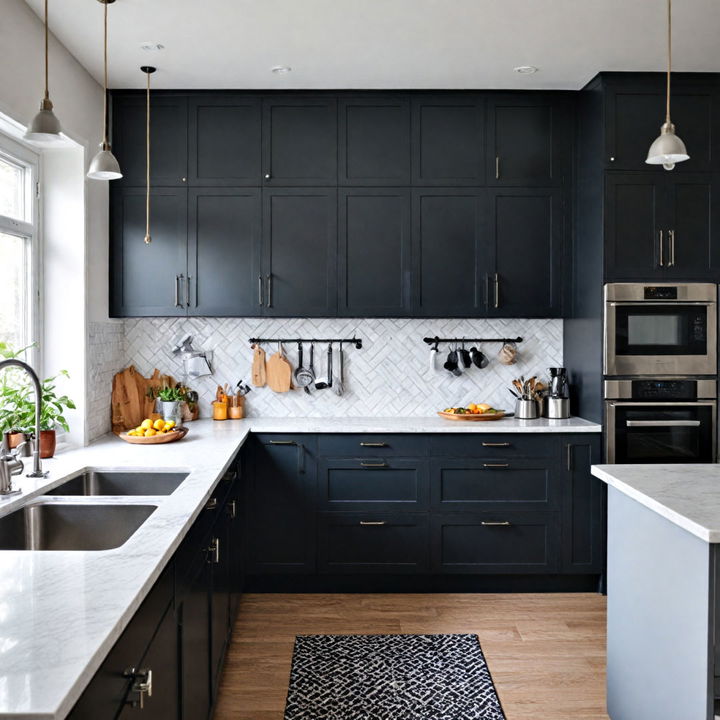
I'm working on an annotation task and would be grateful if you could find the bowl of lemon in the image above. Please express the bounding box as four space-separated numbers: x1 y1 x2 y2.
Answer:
120 418 188 445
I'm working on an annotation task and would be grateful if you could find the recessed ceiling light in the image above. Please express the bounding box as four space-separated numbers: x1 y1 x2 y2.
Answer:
271 65 292 74
140 42 165 52
513 65 538 74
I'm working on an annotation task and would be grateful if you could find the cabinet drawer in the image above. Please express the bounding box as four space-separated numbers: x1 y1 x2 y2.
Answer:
318 458 428 510
429 434 556 458
318 434 425 457
318 512 429 573
431 459 557 510
431 512 560 573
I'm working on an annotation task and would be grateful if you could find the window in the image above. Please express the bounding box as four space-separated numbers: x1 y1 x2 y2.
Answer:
0 135 39 356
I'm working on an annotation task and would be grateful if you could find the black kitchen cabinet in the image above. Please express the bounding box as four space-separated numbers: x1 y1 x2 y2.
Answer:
114 94 188 186
188 95 261 186
338 189 411 316
412 96 485 185
604 172 717 280
110 187 188 317
487 96 569 186
487 188 563 317
339 97 411 185
209 508 232 697
262 97 337 185
412 189 490 316
247 435 317 574
262 188 337 316
187 188 261 316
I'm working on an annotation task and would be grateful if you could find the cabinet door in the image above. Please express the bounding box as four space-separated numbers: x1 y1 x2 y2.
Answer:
561 437 605 574
412 96 485 185
262 189 337 316
664 174 716 279
247 436 316 574
113 94 188 186
188 95 261 186
487 97 566 185
606 87 714 172
412 189 490 316
262 97 337 185
210 513 232 697
487 188 562 317
338 189 411 316
110 187 188 317
604 172 664 280
339 97 411 185
118 606 179 720
187 188 261 316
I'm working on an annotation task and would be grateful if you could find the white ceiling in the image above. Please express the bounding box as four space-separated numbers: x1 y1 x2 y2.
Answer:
21 0 720 90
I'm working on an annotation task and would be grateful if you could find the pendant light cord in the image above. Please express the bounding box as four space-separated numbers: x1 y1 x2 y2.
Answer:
145 69 151 243
43 0 49 101
666 0 672 124
102 0 108 148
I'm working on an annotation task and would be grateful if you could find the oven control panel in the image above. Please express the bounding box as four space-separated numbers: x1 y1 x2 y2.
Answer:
605 378 717 401
644 286 678 300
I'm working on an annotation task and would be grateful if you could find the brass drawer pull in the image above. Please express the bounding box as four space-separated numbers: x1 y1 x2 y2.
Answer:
481 521 511 527
205 497 218 510
483 463 509 469
360 442 387 448
360 461 387 468
269 440 295 445
360 521 386 526
482 442 511 447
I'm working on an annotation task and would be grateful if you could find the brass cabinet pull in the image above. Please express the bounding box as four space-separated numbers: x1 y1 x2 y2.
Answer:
566 444 573 471
205 497 218 510
658 229 664 267
494 273 500 309
266 274 273 308
360 442 387 448
481 521 511 527
495 155 500 180
269 440 294 445
186 275 191 307
360 521 386 526
483 463 509 469
207 537 220 564
482 442 511 447
360 461 387 468
226 500 237 519
258 275 264 306
174 275 181 308
124 667 153 709
668 229 676 267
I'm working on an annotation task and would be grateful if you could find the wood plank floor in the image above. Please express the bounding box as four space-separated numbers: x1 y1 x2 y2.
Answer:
215 593 608 720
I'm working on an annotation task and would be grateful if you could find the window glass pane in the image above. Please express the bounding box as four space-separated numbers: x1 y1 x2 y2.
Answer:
0 155 25 221
0 232 29 349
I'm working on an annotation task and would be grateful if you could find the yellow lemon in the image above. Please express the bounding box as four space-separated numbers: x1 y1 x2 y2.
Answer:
126 430 137 436
141 419 153 430
144 428 157 437
135 426 144 434
153 419 166 431
164 420 176 430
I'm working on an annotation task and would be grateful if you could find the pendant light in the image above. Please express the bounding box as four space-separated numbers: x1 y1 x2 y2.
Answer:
88 0 122 180
646 0 689 170
141 66 156 245
25 0 63 144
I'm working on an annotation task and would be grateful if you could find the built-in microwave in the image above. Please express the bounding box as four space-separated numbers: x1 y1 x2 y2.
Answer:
604 283 717 377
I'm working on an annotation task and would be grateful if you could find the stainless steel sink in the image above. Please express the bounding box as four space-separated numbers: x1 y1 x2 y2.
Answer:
47 470 188 497
0 502 157 551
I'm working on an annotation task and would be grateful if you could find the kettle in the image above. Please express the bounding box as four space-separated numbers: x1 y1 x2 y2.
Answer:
548 367 568 398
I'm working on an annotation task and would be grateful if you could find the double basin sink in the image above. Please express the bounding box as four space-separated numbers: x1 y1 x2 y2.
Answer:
0 470 188 551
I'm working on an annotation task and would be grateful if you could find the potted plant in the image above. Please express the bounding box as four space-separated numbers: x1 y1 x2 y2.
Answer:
0 342 76 458
156 385 185 427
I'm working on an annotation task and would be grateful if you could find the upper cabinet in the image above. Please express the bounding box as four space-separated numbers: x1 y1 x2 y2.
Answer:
262 97 337 186
339 97 411 185
487 96 571 186
411 96 485 185
188 95 261 186
113 95 188 186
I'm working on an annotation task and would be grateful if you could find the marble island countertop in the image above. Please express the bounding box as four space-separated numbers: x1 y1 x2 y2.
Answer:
592 464 720 543
0 414 600 719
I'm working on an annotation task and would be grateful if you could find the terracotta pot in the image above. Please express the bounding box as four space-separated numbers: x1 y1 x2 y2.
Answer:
4 431 27 451
39 430 56 459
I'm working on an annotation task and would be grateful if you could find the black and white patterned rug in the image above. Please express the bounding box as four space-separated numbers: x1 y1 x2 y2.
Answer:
284 634 506 720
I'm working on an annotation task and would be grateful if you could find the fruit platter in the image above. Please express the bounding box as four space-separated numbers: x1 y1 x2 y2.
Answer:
119 417 188 444
437 404 506 421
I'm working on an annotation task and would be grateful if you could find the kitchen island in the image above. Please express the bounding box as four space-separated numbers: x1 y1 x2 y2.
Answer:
591 464 720 720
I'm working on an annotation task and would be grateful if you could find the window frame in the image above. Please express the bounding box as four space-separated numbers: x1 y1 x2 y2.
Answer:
0 132 41 369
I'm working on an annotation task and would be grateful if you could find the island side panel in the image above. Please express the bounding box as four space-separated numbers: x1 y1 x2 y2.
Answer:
607 487 713 720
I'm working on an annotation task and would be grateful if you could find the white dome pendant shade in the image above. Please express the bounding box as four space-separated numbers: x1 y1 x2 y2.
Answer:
25 0 63 144
646 0 689 171
88 0 122 181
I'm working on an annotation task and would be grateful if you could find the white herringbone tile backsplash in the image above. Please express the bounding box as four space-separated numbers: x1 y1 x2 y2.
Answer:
124 318 562 418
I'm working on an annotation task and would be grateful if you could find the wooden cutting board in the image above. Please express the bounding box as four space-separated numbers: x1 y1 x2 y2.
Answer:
111 366 175 434
251 345 267 387
266 350 293 392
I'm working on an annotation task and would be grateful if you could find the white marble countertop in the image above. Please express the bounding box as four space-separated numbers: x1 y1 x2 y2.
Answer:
0 414 600 719
592 464 720 543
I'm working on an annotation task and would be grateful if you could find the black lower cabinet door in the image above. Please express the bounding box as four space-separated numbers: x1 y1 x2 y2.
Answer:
562 438 605 574
412 189 491 316
110 187 188 317
227 486 244 622
487 188 562 317
431 512 560 573
210 511 232 696
188 188 261 315
338 189 411 316
247 436 316 574
317 512 430 574
118 606 180 720
262 189 337 316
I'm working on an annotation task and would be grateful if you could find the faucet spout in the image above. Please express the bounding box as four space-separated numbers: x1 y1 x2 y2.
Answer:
0 359 48 479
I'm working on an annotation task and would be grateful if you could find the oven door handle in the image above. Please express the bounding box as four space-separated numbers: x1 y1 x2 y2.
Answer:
626 420 702 427
607 301 714 307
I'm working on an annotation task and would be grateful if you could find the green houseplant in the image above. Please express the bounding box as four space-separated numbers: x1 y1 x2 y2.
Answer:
0 342 76 458
156 385 185 427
